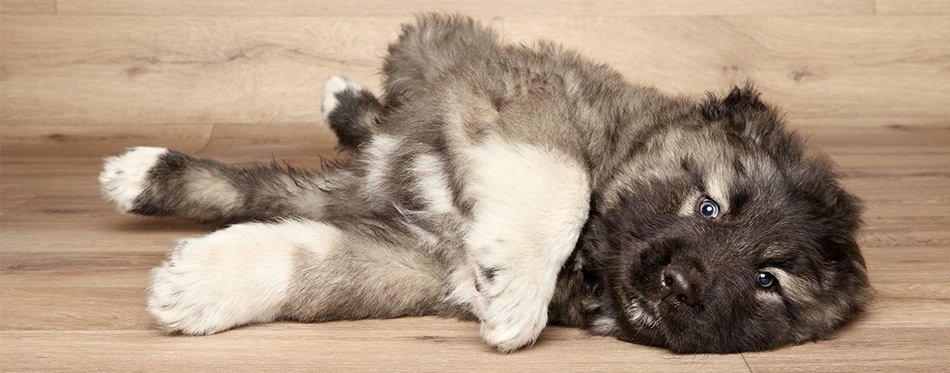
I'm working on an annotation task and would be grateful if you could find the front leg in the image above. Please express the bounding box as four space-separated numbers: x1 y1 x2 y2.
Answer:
463 140 591 353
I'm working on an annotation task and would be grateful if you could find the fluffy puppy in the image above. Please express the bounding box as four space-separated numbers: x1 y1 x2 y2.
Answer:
100 14 870 353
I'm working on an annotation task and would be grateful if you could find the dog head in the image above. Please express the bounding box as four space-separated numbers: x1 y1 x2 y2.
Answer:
583 86 871 353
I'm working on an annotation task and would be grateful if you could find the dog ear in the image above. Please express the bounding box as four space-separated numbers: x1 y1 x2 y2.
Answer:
797 155 866 263
701 85 765 122
700 84 782 145
799 156 872 326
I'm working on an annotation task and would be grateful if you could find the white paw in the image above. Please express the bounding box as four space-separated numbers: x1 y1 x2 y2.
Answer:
321 75 364 123
99 147 168 212
147 222 313 335
473 272 550 353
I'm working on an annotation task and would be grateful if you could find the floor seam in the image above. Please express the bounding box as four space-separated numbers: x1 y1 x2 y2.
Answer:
741 353 753 372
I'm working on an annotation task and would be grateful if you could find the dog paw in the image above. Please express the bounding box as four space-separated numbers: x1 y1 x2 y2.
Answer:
99 147 168 212
473 267 549 353
477 296 548 353
147 224 295 335
148 239 225 335
321 75 365 123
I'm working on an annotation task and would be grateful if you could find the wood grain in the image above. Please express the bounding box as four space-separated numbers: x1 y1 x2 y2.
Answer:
3 16 947 126
0 0 55 15
504 16 950 120
0 325 754 372
1 2 949 371
876 0 950 15
0 16 405 126
2 120 948 371
54 0 874 17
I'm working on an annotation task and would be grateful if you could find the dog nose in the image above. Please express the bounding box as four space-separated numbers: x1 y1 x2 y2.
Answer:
662 265 702 306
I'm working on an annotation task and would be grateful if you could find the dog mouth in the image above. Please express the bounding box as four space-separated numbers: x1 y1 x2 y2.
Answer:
622 295 660 328
616 291 669 347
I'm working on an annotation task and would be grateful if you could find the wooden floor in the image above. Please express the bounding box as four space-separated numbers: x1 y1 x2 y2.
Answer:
2 1 949 371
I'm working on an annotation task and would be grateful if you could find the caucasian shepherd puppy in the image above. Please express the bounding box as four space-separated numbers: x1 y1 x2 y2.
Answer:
100 15 871 353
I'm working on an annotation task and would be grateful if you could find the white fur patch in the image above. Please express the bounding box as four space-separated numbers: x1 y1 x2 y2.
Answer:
148 220 340 335
623 298 659 329
410 154 457 215
321 75 365 123
704 166 732 215
678 191 704 217
99 147 168 212
459 139 591 352
361 135 399 195
184 168 243 213
760 267 818 304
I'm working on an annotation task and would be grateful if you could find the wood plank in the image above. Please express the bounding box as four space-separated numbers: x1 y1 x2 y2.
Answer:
862 245 950 283
1 160 118 200
791 116 950 132
0 0 55 15
0 123 214 158
743 327 950 372
4 16 947 126
0 16 504 127
860 218 950 248
0 16 407 126
0 287 152 330
874 283 950 300
798 120 950 150
0 220 211 252
846 177 950 214
834 153 950 180
194 123 341 166
54 0 874 17
876 0 950 15
0 327 751 371
858 298 950 328
0 186 34 216
504 17 950 119
1 252 163 288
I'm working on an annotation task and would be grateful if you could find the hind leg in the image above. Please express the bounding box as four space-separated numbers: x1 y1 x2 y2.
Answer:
321 15 500 150
149 218 460 335
99 147 336 225
321 76 382 150
382 14 501 108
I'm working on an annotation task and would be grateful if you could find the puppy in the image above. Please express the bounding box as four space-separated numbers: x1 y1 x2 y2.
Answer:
100 14 870 353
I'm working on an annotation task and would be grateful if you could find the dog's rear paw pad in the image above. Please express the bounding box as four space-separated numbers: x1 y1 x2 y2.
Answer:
99 147 168 212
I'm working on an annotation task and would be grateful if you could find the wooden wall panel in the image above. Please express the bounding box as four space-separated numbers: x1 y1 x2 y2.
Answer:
0 0 55 15
54 0 874 17
876 0 950 15
504 17 950 121
3 15 946 126
0 16 414 126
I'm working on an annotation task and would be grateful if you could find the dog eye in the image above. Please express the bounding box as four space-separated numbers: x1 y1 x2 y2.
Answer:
757 272 776 288
698 198 720 218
